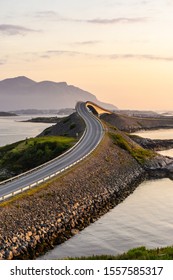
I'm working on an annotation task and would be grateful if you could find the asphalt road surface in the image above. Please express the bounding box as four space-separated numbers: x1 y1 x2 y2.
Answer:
0 101 104 199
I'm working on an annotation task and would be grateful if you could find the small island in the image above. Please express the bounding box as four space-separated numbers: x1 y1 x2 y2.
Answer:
23 117 60 123
0 111 17 117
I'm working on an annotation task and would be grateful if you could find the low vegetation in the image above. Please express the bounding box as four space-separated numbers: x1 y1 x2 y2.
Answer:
109 132 155 164
67 246 173 260
0 136 76 181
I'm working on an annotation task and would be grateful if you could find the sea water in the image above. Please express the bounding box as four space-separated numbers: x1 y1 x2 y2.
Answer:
0 115 54 147
1 119 173 259
40 129 173 259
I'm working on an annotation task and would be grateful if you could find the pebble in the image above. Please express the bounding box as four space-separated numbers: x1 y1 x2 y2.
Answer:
1 134 172 259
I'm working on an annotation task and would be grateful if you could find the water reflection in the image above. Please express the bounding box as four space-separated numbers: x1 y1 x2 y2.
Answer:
131 128 173 140
40 178 173 259
40 128 173 259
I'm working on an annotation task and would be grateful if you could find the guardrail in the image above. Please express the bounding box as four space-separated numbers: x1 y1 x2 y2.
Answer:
0 102 105 202
0 134 103 202
0 126 87 187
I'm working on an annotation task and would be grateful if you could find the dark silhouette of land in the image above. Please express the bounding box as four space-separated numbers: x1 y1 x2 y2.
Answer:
0 76 117 111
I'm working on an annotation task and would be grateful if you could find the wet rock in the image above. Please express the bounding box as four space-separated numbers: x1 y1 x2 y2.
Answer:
0 134 168 260
5 250 13 260
130 135 173 151
12 236 18 243
71 229 79 235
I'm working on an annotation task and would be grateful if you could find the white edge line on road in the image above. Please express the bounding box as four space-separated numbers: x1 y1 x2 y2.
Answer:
0 102 105 202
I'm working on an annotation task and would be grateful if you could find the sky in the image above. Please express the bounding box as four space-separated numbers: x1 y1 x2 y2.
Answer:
1 0 173 110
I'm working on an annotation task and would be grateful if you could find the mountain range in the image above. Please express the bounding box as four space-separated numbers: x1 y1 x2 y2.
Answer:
0 76 117 111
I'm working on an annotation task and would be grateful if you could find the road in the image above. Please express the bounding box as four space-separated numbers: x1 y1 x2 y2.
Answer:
0 101 104 200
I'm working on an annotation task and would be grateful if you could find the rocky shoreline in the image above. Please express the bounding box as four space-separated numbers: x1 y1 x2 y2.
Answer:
130 135 173 180
101 112 173 133
0 133 173 260
130 135 173 151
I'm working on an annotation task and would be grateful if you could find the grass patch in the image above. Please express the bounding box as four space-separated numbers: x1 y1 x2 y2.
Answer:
0 134 107 206
0 136 76 181
66 246 173 260
109 132 154 164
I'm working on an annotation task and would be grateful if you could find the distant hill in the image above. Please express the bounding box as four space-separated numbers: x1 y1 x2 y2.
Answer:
0 76 117 111
0 111 17 116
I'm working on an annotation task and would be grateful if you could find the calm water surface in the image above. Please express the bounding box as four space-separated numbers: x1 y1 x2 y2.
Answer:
1 119 173 259
41 178 173 259
0 115 55 147
132 128 173 140
40 129 173 259
132 128 173 157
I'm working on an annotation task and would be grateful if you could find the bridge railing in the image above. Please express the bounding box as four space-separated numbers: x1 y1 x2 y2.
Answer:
0 132 103 202
0 101 105 202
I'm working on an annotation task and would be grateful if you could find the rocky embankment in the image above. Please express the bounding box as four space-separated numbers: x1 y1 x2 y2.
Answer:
0 134 147 260
130 135 173 180
143 155 173 180
0 120 173 259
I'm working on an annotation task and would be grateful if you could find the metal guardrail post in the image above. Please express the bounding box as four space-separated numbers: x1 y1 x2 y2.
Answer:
0 101 105 203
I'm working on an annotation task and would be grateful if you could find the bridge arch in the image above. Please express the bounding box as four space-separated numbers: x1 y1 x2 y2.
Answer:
86 101 112 117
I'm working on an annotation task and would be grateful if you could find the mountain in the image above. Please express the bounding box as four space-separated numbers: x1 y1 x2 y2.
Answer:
0 76 117 111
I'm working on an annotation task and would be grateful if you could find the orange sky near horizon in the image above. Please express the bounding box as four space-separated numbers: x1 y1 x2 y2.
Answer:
1 0 173 111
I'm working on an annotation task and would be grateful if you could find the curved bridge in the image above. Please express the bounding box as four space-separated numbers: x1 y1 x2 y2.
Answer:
0 101 105 201
86 101 112 117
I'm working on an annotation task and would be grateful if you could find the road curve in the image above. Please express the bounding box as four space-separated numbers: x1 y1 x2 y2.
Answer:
0 101 104 200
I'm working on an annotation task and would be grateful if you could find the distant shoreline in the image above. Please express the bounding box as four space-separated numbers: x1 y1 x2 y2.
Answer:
0 112 17 117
